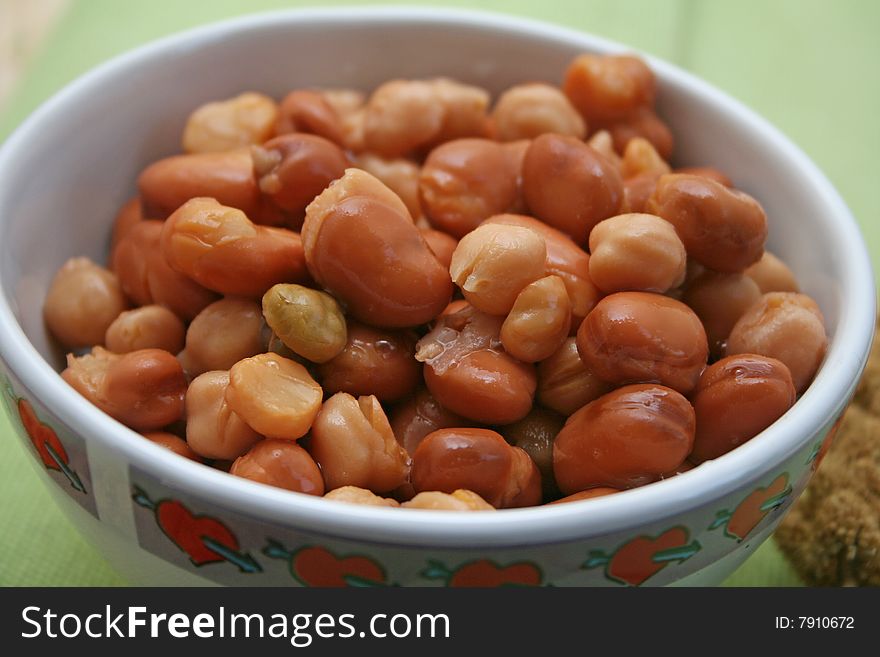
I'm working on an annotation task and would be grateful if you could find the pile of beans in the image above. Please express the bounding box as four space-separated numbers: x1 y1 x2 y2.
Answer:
43 52 828 511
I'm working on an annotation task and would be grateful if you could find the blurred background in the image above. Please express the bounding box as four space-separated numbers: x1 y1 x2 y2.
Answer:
0 0 876 586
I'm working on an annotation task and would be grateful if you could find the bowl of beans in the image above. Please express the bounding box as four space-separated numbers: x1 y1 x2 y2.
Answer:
0 7 873 587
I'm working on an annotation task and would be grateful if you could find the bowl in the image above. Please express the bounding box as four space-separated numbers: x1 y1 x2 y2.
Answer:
0 7 874 587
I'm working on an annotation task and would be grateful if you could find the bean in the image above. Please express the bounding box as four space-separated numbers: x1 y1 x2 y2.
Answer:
354 153 423 220
537 337 611 415
500 139 531 213
563 53 656 122
274 89 346 145
185 370 262 460
501 275 571 362
420 228 458 269
620 137 670 179
309 393 411 493
682 270 762 357
389 388 467 456
620 172 660 213
142 431 203 462
586 129 622 168
490 83 586 141
401 490 494 511
744 251 800 294
577 291 708 394
674 166 732 187
182 92 278 153
230 439 324 495
594 108 674 160
44 257 128 349
262 284 346 364
111 197 144 251
324 486 400 507
548 488 620 504
500 407 565 500
181 297 265 377
105 305 185 354
691 355 796 463
553 384 694 493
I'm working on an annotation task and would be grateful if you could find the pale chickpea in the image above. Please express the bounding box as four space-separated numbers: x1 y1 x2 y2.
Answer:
563 53 656 122
620 137 670 179
682 270 762 357
744 251 800 294
142 432 203 462
182 92 279 153
401 490 494 511
105 305 185 354
449 223 546 316
354 153 423 220
490 83 586 141
262 284 346 364
588 213 686 294
320 89 367 151
309 392 411 493
726 292 827 393
185 371 262 460
226 353 323 440
230 439 324 495
500 275 571 362
586 130 622 169
181 297 264 377
595 108 674 160
44 257 128 349
324 486 400 508
537 337 611 415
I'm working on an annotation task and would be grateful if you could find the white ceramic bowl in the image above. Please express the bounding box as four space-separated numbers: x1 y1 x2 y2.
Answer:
0 7 874 587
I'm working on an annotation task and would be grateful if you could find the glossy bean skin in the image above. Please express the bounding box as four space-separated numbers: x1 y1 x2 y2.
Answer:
500 275 571 362
537 337 611 415
316 322 420 403
111 196 144 251
500 139 531 213
274 89 346 145
646 174 767 272
44 257 128 349
180 297 264 377
161 197 308 298
309 393 410 493
588 213 686 294
726 292 827 394
390 388 467 456
62 347 186 431
182 92 278 153
262 284 346 363
490 83 586 141
401 489 494 511
522 133 623 244
620 172 660 213
355 153 423 221
142 431 203 462
500 407 565 500
594 108 674 160
577 291 708 394
185 370 263 460
419 139 518 238
682 271 762 358
411 428 541 508
105 305 186 354
230 439 324 495
690 355 796 463
420 228 458 269
563 54 656 122
675 166 732 187
744 251 800 294
553 384 694 493
302 169 452 327
547 487 620 504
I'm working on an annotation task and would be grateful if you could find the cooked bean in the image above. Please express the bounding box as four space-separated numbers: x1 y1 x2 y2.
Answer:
420 228 458 269
522 133 623 244
111 196 144 251
411 428 541 508
726 292 827 393
577 291 708 394
586 129 623 169
490 83 586 141
142 431 203 462
563 54 656 122
682 270 762 357
44 257 128 349
105 305 185 354
181 297 264 377
674 166 732 187
500 139 531 213
354 153 423 220
620 137 670 179
262 284 346 363
691 355 796 463
401 489 494 511
185 370 262 460
620 172 660 213
324 486 400 507
553 384 694 493
390 388 467 456
274 89 346 145
309 393 410 493
744 251 800 294
501 275 571 362
230 439 324 495
537 337 611 415
548 488 620 504
595 108 674 160
500 407 565 500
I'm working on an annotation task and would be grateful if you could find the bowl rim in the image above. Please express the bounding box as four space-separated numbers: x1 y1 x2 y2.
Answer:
0 5 875 548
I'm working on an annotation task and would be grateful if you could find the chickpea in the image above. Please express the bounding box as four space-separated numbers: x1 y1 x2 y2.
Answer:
675 166 732 187
563 53 656 122
401 490 494 511
274 89 346 145
522 133 624 244
105 305 185 354
181 297 264 377
420 228 458 269
230 439 324 495
620 137 670 179
577 291 708 394
138 148 261 219
161 197 308 298
726 292 827 393
261 284 346 364
419 139 519 238
142 431 203 462
548 488 621 504
62 347 186 431
411 428 541 508
324 486 400 507
500 407 565 500
389 388 467 457
182 92 278 153
302 169 452 327
111 197 144 251
185 370 262 460
316 321 420 403
354 153 423 220
251 133 349 227
449 223 546 316
586 130 622 169
226 353 323 440
682 270 762 357
620 172 660 214
537 337 611 415
744 251 800 294
691 355 796 463
321 89 366 119
430 77 492 144
588 213 686 294
595 108 674 160
44 257 128 349
553 384 694 493
646 174 767 272
490 83 586 141
309 393 410 493
501 275 571 362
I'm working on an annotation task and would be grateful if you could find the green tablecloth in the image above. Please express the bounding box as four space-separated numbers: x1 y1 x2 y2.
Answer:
2 0 876 587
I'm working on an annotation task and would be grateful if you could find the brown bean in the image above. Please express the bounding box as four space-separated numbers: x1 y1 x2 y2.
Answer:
44 257 128 349
111 196 144 251
537 337 611 415
420 228 458 269
500 407 565 500
324 486 400 507
646 174 767 272
262 284 347 364
620 172 660 213
674 166 733 187
161 197 308 298
401 490 494 511
682 270 762 357
490 83 586 141
577 291 708 394
354 153 423 220
105 305 185 354
316 321 420 403
411 428 541 508
274 89 346 145
743 251 800 294
182 92 278 153
594 108 674 160
691 355 796 463
522 133 623 244
389 388 467 457
184 371 263 459
230 439 324 495
302 169 452 327
553 384 694 493
142 431 203 462
563 53 655 122
547 488 620 504
726 292 827 393
309 393 410 493
181 297 265 377
500 275 571 362
500 139 531 213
